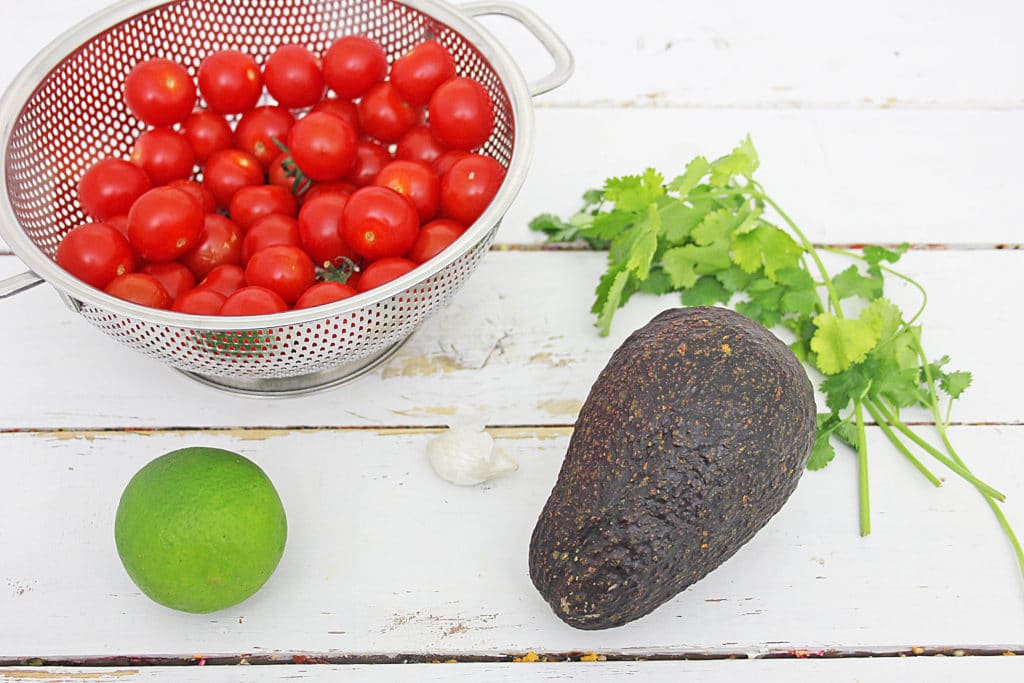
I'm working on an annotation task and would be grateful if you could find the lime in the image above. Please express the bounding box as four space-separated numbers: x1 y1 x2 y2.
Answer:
114 446 287 613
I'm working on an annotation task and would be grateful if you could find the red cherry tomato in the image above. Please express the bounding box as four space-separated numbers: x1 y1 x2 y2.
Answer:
106 214 130 239
179 213 244 278
77 158 152 221
130 128 196 186
297 193 355 267
242 214 301 263
406 218 466 264
172 287 227 315
105 272 172 309
234 105 295 169
356 257 417 292
287 111 358 182
294 281 357 309
181 109 233 163
166 179 216 214
322 36 387 99
55 222 135 288
346 139 393 187
312 97 361 134
197 264 247 297
389 40 456 106
302 181 356 204
197 49 262 114
123 59 196 127
229 184 299 231
373 159 440 223
432 149 472 177
140 261 196 300
358 82 419 143
202 149 264 209
219 286 288 315
268 152 313 197
341 186 419 260
245 244 316 304
396 125 447 167
263 44 325 109
440 153 505 226
428 77 495 150
127 186 204 262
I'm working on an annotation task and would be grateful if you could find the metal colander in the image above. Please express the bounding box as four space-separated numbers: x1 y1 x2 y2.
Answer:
0 0 572 395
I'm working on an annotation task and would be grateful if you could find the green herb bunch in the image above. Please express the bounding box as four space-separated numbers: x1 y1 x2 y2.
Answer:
530 136 1021 575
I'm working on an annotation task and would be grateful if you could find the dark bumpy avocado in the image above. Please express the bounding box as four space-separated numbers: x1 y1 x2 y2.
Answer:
529 306 816 630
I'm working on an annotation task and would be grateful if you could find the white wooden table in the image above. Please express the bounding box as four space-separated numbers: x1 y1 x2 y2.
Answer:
2 0 1023 680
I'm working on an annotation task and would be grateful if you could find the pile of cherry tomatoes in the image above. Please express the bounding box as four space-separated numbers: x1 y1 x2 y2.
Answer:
57 35 505 316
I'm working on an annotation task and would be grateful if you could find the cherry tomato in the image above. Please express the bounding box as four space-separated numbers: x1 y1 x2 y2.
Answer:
373 159 440 222
181 109 233 163
106 214 130 239
140 261 196 300
172 287 226 315
123 59 196 127
242 214 301 263
197 264 246 297
229 184 298 231
389 40 455 106
341 186 419 260
55 222 135 288
268 152 313 197
127 186 204 262
346 139 393 187
130 128 195 186
197 49 262 114
77 158 152 221
302 181 355 204
287 111 358 182
428 77 495 150
263 44 325 109
294 281 357 309
234 106 295 169
105 272 172 309
297 193 355 267
396 125 447 167
406 218 466 263
202 149 264 209
179 213 244 278
358 82 419 143
432 149 471 177
322 36 387 99
312 97 361 134
219 286 288 315
440 153 504 226
166 179 216 214
356 256 417 292
245 244 316 304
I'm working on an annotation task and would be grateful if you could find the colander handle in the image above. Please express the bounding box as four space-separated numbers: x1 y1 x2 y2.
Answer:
0 270 44 300
461 1 574 96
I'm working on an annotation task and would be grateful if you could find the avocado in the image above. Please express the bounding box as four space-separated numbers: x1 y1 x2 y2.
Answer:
529 306 816 630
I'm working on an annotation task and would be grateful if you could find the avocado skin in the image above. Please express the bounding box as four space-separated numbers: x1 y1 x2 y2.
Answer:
529 306 816 630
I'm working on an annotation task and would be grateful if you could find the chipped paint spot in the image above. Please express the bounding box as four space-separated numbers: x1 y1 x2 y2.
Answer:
391 405 460 418
528 352 576 368
381 354 469 379
537 399 583 416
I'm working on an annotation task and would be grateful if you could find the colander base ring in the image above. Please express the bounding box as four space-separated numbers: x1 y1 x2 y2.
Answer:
177 336 410 397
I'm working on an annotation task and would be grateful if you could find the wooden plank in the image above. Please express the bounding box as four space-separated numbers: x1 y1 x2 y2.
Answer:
1 425 1021 658
2 0 1022 109
2 657 1024 682
0 249 1019 429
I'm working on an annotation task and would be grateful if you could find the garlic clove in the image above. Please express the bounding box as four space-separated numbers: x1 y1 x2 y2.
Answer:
426 422 519 486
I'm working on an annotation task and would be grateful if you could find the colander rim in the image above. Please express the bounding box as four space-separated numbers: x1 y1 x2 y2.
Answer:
0 0 534 331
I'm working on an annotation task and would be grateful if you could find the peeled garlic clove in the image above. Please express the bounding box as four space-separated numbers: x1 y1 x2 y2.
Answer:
427 424 519 486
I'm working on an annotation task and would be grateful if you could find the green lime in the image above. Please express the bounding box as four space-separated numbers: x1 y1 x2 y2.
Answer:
114 446 287 613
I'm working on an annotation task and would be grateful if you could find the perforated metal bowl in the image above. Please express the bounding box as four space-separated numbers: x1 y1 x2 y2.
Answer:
0 0 572 395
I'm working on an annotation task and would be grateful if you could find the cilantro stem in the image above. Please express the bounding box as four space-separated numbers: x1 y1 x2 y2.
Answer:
854 401 871 536
863 401 942 487
872 401 1005 501
822 246 930 327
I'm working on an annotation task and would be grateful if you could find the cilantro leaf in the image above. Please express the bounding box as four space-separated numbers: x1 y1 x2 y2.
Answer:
681 275 732 307
668 155 711 196
832 265 883 301
808 429 837 470
709 135 759 185
731 225 804 279
594 268 632 336
811 313 880 375
940 370 973 399
604 169 665 212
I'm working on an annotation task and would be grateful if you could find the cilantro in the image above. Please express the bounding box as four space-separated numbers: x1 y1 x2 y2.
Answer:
530 137 1023 583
